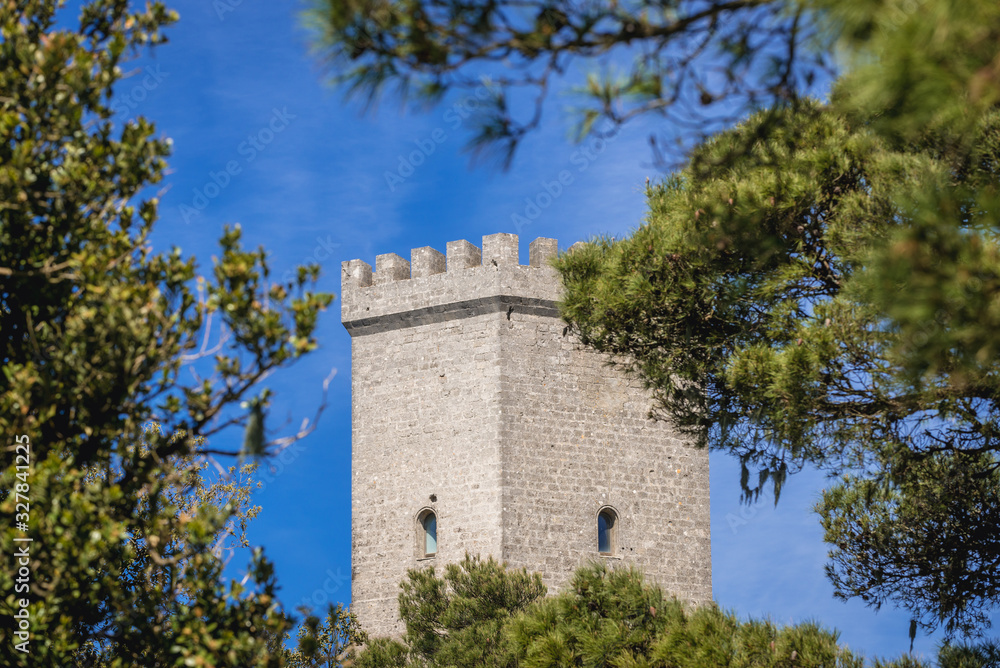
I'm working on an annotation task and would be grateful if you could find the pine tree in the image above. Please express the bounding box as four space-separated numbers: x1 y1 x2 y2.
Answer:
355 554 546 668
508 563 866 668
553 95 1000 636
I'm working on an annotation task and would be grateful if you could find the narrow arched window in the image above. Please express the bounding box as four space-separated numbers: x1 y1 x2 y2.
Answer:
420 511 437 557
598 509 617 555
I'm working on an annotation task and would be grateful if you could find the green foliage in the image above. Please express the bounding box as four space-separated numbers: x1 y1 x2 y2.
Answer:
810 0 1000 146
937 640 1000 668
0 439 288 666
557 99 911 474
365 559 997 668
358 558 1000 668
355 554 546 668
819 451 1000 642
307 0 1000 167
0 1 333 664
283 604 369 668
305 0 827 163
509 564 865 668
1 0 333 470
554 94 1000 635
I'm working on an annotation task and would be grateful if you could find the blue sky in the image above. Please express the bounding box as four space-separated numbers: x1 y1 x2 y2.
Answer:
106 0 996 659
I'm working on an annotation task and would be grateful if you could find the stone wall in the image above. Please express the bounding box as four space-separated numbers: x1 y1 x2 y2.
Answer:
342 233 711 638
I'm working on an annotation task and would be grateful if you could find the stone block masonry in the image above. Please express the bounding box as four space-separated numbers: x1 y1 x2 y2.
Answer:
342 233 711 638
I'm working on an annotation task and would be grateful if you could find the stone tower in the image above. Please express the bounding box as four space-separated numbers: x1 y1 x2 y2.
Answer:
341 233 711 637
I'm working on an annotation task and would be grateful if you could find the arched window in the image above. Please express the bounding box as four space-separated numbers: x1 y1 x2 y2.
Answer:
418 510 437 557
597 508 617 555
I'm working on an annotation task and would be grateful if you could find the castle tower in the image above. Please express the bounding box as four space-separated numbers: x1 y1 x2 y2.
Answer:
341 233 711 637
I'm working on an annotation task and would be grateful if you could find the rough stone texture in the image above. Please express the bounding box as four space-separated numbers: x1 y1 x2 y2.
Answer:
375 253 410 285
529 237 558 267
341 259 373 288
411 247 446 279
483 232 519 267
343 234 712 638
446 239 481 272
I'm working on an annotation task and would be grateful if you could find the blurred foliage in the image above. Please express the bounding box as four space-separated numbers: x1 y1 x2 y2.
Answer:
0 0 334 664
305 0 829 166
554 85 1000 634
937 640 1000 668
306 0 1000 170
282 604 369 668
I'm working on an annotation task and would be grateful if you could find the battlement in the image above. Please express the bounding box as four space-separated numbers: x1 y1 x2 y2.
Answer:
341 233 569 336
347 232 712 637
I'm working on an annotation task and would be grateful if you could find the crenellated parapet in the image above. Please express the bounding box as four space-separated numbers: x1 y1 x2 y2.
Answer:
346 231 712 639
341 233 565 336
